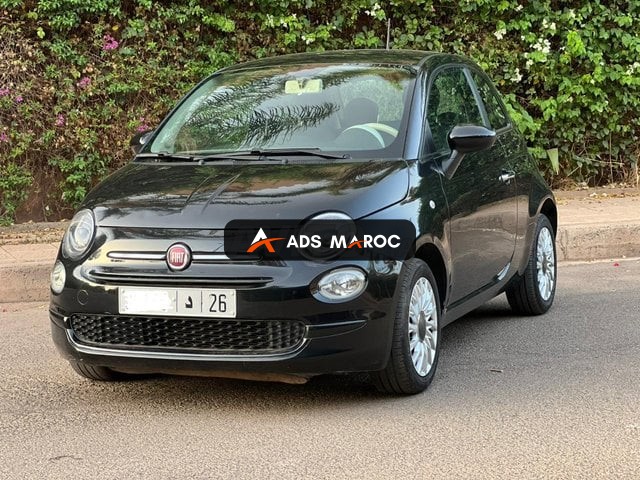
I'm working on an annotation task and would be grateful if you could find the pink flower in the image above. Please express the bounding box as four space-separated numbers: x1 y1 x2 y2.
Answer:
55 114 66 127
102 34 119 51
0 132 8 143
15 95 23 103
77 76 91 88
136 117 150 132
0 88 9 97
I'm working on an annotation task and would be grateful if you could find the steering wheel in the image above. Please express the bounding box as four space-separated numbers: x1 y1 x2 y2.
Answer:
341 123 399 149
361 123 399 139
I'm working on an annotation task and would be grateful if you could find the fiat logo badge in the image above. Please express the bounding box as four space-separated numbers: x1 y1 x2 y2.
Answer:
166 243 191 271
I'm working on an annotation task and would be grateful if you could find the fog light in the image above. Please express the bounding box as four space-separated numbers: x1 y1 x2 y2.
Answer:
312 267 367 303
50 261 66 294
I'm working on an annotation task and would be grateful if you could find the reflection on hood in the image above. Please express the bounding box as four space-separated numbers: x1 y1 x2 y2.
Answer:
85 160 410 228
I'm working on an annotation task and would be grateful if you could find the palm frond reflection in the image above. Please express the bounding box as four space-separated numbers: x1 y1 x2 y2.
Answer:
149 65 415 155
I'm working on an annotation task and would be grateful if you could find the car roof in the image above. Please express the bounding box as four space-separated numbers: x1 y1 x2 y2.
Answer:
219 49 467 73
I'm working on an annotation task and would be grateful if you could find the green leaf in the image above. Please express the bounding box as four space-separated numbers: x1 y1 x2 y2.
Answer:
546 148 560 175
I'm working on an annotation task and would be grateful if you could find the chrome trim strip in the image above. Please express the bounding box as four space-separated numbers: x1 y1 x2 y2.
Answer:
65 326 308 362
193 253 230 261
108 252 165 260
496 262 511 281
107 252 230 261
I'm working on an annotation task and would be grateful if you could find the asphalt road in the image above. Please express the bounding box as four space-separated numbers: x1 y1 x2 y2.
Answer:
1 260 639 479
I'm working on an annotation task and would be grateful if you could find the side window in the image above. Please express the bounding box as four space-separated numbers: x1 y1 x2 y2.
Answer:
470 70 510 130
427 68 484 153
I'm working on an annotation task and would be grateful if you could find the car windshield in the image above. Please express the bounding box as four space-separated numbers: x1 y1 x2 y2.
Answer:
146 64 416 159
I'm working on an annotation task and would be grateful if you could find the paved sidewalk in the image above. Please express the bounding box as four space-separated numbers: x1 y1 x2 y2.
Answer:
0 243 59 267
556 190 640 225
1 190 639 303
0 242 60 302
554 190 640 263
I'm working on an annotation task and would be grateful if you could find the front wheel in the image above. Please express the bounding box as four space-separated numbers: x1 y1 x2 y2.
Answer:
506 214 557 315
372 259 441 395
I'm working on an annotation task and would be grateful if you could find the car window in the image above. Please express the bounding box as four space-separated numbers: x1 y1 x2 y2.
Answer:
427 68 484 153
340 77 406 127
146 65 415 158
470 70 510 130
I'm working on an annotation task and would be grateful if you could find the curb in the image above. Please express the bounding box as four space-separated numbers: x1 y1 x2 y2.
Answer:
1 222 639 304
557 223 640 262
1 263 52 304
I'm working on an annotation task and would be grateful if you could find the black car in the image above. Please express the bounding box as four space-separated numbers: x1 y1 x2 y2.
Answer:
49 50 557 394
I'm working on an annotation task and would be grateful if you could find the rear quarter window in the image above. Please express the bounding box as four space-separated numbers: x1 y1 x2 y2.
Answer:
470 70 510 131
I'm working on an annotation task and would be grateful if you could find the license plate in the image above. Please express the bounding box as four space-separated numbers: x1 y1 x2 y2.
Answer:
119 287 236 318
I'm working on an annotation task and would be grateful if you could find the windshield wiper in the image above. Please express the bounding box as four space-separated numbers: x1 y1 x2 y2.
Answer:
136 148 351 163
135 152 198 162
197 148 351 162
250 148 351 160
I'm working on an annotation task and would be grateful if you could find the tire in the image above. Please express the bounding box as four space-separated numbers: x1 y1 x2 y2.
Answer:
69 361 125 381
372 259 441 395
506 214 556 315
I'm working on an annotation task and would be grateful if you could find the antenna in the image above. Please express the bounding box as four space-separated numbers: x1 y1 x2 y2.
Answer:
386 18 391 50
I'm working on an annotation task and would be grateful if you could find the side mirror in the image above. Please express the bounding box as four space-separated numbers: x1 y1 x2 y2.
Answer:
129 130 154 155
441 125 496 179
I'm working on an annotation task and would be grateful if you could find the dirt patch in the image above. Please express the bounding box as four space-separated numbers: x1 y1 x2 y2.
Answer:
554 186 640 202
13 168 75 223
0 221 67 245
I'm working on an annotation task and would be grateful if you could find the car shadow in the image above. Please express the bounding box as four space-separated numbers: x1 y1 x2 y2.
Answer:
439 294 522 356
71 295 521 409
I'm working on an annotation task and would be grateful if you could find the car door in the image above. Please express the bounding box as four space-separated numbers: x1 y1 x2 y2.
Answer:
425 66 518 304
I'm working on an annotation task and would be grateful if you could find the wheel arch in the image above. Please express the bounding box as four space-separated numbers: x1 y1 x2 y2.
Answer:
414 242 448 308
539 197 558 236
516 194 557 277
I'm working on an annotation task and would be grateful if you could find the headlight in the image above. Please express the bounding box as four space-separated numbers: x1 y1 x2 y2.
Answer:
311 267 367 303
309 212 352 222
299 211 355 261
62 209 95 260
50 260 66 294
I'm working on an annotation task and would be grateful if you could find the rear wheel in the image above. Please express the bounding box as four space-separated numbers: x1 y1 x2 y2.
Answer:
69 361 126 381
372 259 441 395
506 214 556 315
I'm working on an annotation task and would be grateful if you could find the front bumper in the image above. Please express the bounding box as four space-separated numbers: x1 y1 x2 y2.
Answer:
50 257 403 376
51 312 390 376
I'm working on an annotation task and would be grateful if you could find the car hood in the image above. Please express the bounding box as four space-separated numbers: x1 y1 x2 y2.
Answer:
84 160 410 228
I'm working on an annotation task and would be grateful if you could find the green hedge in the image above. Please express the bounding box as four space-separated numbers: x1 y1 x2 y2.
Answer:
0 0 639 224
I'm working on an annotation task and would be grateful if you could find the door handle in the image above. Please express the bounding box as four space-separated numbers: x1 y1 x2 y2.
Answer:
498 170 515 184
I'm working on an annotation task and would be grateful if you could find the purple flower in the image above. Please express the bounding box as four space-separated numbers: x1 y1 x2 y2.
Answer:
15 95 23 103
0 132 8 143
136 117 150 132
102 34 119 51
77 76 91 88
0 88 9 97
55 114 66 127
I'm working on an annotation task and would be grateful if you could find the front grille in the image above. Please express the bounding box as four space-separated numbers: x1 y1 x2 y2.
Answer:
85 268 273 288
70 314 306 355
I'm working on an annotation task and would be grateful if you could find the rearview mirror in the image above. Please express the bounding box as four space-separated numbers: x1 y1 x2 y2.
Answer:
130 130 154 155
441 125 496 179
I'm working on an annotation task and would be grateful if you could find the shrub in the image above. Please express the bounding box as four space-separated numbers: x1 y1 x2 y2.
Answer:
0 161 32 225
0 1 638 223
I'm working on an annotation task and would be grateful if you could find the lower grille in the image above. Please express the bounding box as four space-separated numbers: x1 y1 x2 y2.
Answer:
69 314 306 354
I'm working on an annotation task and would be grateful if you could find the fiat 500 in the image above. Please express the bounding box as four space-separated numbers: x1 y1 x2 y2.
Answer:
50 50 557 394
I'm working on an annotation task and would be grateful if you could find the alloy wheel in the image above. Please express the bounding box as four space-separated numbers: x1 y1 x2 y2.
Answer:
536 226 555 301
408 277 438 377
